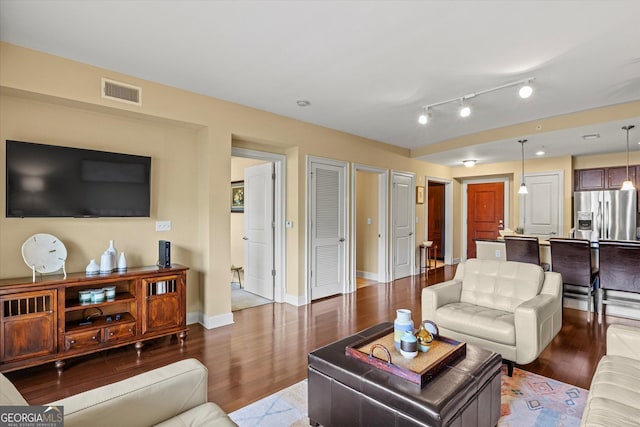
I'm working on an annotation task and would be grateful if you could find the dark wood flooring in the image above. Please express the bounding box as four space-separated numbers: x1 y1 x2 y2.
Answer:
6 264 640 413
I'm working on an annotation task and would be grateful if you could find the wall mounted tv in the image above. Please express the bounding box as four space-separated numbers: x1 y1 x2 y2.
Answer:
6 140 151 218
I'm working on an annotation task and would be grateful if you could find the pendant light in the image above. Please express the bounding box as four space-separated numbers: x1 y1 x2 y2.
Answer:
518 139 528 194
621 125 635 191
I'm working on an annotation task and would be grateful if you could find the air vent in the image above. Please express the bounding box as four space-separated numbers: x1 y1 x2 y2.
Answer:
101 78 142 106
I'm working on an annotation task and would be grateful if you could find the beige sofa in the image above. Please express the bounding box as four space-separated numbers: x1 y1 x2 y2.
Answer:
0 358 237 427
422 259 563 373
581 324 640 426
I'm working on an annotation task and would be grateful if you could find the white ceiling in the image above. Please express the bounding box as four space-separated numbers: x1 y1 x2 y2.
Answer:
1 0 639 165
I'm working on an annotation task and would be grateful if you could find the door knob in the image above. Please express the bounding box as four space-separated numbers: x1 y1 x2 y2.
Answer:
243 237 248 241
339 238 345 242
409 232 413 236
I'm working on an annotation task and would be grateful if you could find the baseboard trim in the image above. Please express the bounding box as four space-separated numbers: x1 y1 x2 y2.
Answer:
356 270 378 281
285 293 307 306
189 311 234 329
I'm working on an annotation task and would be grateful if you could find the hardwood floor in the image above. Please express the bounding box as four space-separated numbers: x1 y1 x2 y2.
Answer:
6 264 640 413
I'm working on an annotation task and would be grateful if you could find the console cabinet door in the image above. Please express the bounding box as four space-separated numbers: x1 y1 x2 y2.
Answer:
1 290 56 362
140 274 185 334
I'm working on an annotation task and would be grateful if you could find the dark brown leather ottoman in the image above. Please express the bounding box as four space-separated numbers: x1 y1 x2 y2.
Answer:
308 322 502 427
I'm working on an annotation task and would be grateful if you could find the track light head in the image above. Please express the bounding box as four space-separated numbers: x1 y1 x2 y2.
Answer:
459 101 471 118
418 108 430 125
519 82 533 99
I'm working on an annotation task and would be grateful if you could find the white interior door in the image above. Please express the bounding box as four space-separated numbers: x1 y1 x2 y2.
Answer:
392 172 415 279
522 172 563 239
243 162 274 300
309 158 347 300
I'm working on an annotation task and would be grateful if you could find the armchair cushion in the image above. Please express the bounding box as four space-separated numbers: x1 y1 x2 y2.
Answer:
0 371 28 406
460 259 545 312
581 324 640 426
1 359 236 427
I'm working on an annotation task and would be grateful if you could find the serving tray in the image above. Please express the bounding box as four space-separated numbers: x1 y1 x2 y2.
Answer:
345 325 466 387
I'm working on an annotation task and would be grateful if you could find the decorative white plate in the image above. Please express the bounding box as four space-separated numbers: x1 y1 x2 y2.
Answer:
21 233 67 274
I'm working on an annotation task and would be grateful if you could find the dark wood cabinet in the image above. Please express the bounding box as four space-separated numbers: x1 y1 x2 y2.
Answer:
1 290 56 362
607 166 636 189
575 165 639 191
575 168 607 191
0 265 187 373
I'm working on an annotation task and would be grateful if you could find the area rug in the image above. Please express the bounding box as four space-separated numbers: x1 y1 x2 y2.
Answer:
231 282 272 311
229 366 587 427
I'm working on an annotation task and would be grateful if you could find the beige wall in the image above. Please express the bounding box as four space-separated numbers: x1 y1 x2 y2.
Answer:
355 171 379 275
451 155 573 239
0 94 204 314
0 42 451 324
574 151 640 170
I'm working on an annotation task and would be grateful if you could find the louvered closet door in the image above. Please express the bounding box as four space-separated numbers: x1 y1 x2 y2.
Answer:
310 160 347 300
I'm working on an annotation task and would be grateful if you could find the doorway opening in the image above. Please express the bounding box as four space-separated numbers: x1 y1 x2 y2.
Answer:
425 177 454 266
230 148 286 311
427 181 445 268
462 178 510 260
351 164 389 290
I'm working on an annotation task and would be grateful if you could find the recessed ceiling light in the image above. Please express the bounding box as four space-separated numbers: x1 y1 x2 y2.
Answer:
582 133 600 140
536 150 545 156
296 100 311 107
462 160 476 167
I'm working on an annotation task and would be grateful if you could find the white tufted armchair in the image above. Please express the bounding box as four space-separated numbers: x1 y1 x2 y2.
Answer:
422 259 563 374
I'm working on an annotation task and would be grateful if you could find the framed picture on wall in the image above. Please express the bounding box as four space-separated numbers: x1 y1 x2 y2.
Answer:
416 186 425 204
231 180 244 213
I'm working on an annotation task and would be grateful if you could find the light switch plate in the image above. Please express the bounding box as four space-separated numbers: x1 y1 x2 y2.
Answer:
156 220 172 232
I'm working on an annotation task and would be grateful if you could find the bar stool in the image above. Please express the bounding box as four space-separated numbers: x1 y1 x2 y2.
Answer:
598 240 640 316
419 241 435 273
549 238 598 313
231 265 243 287
504 235 550 271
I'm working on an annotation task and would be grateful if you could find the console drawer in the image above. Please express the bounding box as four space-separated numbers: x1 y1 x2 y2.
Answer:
105 322 136 342
64 329 101 351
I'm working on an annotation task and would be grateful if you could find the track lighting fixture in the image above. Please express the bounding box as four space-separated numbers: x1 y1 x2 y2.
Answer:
417 77 535 124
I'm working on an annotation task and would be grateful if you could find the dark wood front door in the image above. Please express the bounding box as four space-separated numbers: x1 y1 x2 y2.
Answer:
467 182 504 259
428 182 445 259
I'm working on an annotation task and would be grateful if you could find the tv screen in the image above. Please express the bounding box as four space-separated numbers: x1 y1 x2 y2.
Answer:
6 140 151 217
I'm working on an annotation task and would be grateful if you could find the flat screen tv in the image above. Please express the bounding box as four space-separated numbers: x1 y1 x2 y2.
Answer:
6 140 151 217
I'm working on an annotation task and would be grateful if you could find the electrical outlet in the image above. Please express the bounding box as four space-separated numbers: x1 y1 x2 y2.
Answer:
156 220 172 232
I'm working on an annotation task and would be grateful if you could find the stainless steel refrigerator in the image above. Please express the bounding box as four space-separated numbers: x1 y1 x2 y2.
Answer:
574 190 637 240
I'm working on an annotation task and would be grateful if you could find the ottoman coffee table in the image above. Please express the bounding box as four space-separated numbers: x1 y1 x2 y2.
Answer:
308 322 502 427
